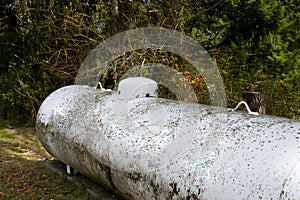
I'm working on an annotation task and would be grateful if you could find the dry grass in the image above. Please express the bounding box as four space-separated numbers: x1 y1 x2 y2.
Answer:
0 119 97 200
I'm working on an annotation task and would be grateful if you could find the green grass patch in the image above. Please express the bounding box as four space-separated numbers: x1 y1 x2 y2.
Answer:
0 119 98 199
0 129 15 139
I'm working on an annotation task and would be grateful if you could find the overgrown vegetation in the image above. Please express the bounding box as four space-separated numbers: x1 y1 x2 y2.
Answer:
0 119 99 199
0 0 299 120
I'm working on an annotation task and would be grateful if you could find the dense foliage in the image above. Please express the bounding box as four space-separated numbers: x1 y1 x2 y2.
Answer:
0 0 299 120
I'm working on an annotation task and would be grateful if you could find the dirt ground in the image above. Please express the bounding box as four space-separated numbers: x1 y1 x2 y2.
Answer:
0 119 115 200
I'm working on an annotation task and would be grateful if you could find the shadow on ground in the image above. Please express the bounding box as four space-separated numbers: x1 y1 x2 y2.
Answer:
0 120 118 200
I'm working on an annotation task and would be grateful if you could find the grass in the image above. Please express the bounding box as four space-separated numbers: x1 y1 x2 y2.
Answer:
0 119 98 200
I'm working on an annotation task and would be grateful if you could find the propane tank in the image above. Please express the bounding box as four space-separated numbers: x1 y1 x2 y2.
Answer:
37 77 300 200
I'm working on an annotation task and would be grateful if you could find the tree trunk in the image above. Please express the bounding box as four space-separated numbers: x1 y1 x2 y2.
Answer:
110 0 119 35
170 0 179 28
242 91 266 114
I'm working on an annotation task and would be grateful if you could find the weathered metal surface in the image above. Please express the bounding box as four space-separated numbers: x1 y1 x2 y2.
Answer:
37 85 300 199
